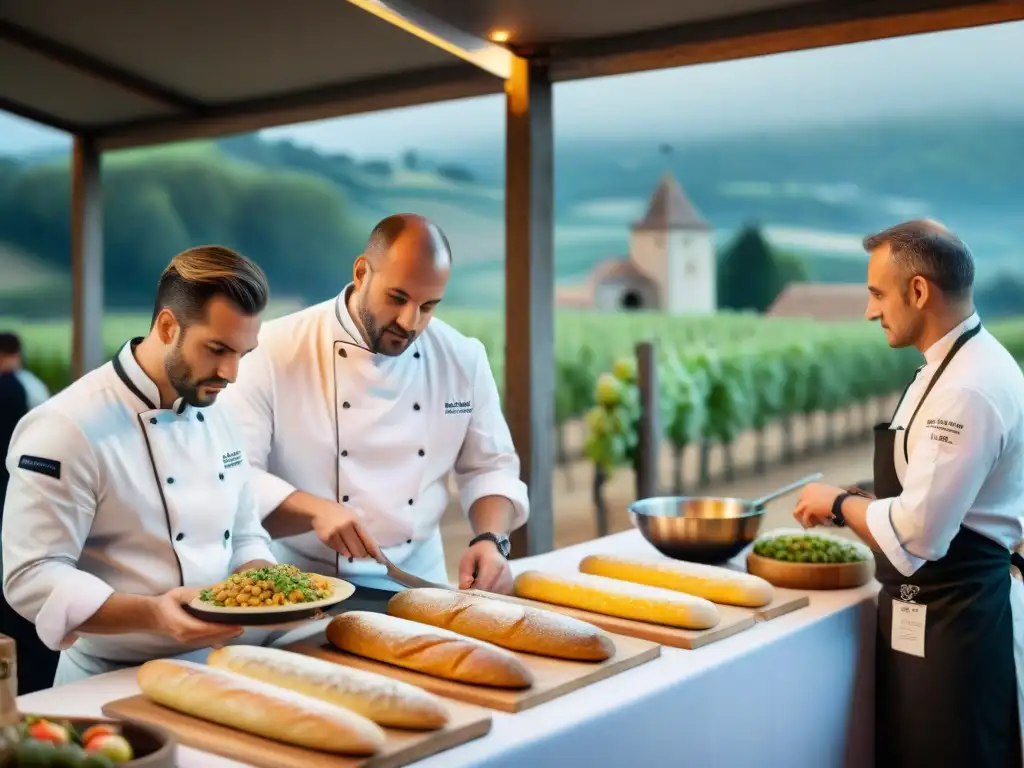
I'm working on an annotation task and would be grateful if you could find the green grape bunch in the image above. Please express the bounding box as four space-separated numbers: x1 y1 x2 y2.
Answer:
753 533 868 564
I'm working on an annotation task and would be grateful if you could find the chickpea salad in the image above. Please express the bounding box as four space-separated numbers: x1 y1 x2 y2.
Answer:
199 564 335 608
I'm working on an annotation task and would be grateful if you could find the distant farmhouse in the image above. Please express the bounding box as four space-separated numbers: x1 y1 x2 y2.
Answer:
555 170 866 322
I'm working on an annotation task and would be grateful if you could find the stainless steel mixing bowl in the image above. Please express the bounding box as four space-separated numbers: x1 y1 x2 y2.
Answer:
628 473 823 563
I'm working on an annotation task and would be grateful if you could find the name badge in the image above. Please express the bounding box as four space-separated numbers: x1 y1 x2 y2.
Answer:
891 599 926 658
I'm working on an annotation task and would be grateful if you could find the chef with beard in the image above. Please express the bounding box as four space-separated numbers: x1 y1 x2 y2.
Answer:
3 246 277 684
792 220 1024 767
222 214 529 613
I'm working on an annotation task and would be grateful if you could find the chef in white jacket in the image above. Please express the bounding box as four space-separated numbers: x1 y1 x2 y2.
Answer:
792 220 1024 768
2 246 277 685
222 214 529 607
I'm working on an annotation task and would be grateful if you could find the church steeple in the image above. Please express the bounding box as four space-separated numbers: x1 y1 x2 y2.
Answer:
632 171 710 233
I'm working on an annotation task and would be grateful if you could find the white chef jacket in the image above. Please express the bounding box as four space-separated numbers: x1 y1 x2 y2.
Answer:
2 338 275 663
220 285 530 591
864 311 1024 752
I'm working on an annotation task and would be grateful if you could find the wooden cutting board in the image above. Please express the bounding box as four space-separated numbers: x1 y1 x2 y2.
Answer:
287 631 660 713
103 694 491 768
470 590 756 650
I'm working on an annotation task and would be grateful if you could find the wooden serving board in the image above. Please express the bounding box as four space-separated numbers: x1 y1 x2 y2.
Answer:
103 694 491 768
287 631 660 713
471 590 755 650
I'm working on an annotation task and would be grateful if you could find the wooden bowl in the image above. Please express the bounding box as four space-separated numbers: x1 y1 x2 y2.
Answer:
19 715 176 766
746 552 875 590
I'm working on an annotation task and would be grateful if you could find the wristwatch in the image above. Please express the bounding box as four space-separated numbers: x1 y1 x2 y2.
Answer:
470 532 511 558
830 492 852 528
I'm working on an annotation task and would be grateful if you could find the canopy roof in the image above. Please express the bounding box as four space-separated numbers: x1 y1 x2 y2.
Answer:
1 0 1018 150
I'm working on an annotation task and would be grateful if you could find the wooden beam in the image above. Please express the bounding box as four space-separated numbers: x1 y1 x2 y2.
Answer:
505 56 555 558
552 0 1024 81
96 64 498 152
635 342 660 500
70 136 104 380
344 0 514 78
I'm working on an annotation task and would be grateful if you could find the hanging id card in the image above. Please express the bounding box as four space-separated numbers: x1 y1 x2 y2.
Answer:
892 599 926 658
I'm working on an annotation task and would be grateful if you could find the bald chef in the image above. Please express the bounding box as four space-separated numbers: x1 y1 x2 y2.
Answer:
793 220 1024 767
221 214 529 607
2 246 277 685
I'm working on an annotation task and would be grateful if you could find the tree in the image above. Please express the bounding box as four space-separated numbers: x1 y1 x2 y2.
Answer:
717 224 791 313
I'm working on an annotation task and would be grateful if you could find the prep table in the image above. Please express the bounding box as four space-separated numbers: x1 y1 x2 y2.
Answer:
17 529 880 768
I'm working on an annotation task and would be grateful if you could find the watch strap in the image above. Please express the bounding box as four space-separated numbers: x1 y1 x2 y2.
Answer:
469 532 510 558
831 492 852 527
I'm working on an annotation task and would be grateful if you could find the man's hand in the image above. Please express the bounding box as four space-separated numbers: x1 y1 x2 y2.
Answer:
458 540 513 594
309 498 384 564
793 482 847 529
151 587 245 647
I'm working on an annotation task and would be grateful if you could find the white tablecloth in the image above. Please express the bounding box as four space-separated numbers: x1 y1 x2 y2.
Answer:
17 530 879 768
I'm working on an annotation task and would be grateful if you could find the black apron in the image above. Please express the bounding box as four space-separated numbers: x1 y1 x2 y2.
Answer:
873 322 1023 767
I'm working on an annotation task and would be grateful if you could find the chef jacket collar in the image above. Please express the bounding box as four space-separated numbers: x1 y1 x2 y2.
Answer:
922 311 981 367
112 337 189 415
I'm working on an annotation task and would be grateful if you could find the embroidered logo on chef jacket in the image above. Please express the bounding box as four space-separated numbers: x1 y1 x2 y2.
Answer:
444 399 472 415
924 417 963 445
221 450 244 469
17 455 61 479
899 584 920 603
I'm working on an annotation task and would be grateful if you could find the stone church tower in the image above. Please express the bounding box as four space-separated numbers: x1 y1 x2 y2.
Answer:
629 171 716 315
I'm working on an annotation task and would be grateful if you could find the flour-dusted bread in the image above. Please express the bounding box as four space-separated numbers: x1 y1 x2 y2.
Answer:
513 570 721 629
579 553 775 608
387 588 615 661
136 658 385 755
207 645 449 730
326 611 534 688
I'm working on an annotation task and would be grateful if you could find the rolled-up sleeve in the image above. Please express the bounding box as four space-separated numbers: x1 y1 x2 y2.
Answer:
866 386 1003 577
453 341 530 531
221 345 295 519
2 409 114 651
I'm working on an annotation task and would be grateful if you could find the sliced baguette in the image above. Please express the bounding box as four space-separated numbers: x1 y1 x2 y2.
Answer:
136 658 385 754
326 611 533 688
387 588 615 661
207 645 449 730
579 553 775 608
513 570 721 629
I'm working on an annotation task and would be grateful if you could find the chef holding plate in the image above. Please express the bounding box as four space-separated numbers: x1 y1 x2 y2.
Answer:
221 213 529 611
2 246 278 685
792 220 1024 767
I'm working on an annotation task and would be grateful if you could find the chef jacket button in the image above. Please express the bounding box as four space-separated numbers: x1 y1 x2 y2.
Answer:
338 348 347 358
408 499 414 505
414 351 421 359
342 401 351 409
167 477 175 484
341 450 348 457
175 533 184 541
149 417 157 425
342 495 350 502
406 539 412 544
418 449 425 457
224 530 230 540
218 473 225 480
196 413 204 422
413 403 420 411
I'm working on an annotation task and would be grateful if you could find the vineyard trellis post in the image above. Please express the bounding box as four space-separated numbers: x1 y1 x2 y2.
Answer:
635 341 660 501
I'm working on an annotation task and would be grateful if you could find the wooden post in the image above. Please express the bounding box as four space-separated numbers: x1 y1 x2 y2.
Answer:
71 136 104 380
635 341 660 500
505 56 555 558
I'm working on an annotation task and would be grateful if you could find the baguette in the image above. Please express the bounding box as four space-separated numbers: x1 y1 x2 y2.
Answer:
387 588 615 661
579 553 775 608
136 658 385 755
513 570 721 630
207 645 449 730
327 610 533 688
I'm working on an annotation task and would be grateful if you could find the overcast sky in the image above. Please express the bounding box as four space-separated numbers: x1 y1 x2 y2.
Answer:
1 21 1021 156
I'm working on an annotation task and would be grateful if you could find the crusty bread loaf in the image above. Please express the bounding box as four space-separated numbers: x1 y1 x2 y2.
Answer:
326 611 533 688
207 645 449 730
578 554 775 608
136 658 385 754
387 588 615 662
513 570 721 630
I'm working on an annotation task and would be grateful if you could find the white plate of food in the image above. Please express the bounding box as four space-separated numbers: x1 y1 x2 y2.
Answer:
184 564 356 625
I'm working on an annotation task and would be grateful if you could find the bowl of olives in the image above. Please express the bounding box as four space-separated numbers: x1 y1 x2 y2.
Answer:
746 531 875 590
